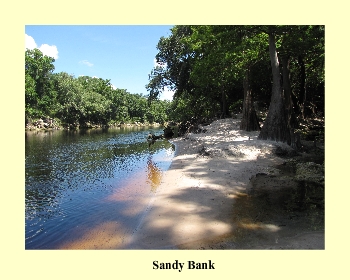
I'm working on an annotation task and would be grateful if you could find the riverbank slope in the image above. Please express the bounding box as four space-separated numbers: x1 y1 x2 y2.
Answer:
125 117 325 249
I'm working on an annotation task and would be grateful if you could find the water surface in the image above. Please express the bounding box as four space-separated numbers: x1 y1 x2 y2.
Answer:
25 127 174 249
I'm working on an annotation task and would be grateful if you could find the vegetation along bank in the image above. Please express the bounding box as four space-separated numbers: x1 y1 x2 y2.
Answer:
25 25 324 148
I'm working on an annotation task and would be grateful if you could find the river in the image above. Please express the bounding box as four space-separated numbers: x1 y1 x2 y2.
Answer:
25 126 174 249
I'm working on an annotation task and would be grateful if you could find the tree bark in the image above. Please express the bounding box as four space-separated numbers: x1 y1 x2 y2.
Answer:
281 55 297 147
240 65 260 131
258 30 292 144
297 55 306 119
221 87 227 118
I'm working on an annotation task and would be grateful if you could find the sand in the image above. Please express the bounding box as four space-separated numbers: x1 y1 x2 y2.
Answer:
124 117 324 249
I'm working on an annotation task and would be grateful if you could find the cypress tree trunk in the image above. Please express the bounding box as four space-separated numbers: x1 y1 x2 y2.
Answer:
221 87 227 118
281 55 297 147
258 30 292 144
297 55 306 119
240 66 260 131
281 55 294 126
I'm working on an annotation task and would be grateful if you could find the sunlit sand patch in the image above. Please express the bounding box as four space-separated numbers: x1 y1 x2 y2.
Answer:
171 218 233 241
126 118 323 249
59 221 128 249
238 222 281 232
226 191 249 199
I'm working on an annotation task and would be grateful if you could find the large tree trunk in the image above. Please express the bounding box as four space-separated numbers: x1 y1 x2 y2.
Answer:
297 55 306 119
240 65 260 131
281 55 295 125
221 87 227 118
258 30 292 144
281 55 299 148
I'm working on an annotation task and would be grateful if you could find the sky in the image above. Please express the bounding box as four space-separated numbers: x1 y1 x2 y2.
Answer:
25 25 174 100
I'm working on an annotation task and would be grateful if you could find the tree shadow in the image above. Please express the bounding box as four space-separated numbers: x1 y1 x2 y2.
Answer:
124 129 324 249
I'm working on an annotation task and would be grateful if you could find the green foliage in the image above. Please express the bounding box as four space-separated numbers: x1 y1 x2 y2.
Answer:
229 99 243 114
25 49 57 118
146 25 325 124
146 25 195 102
25 25 324 131
25 51 171 127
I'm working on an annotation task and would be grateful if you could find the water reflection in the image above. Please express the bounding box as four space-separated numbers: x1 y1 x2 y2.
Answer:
146 155 162 192
25 127 175 249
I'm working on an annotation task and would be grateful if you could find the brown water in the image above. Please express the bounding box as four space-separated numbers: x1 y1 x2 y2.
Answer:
25 127 174 249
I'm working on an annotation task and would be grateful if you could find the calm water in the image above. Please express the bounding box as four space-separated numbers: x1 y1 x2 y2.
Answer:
25 127 174 249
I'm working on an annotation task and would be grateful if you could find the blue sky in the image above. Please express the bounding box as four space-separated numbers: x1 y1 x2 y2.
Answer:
25 25 174 100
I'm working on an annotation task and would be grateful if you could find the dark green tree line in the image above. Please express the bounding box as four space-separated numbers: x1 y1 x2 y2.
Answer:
25 49 171 127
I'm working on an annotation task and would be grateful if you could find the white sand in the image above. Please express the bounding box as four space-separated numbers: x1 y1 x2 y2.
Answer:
124 117 324 249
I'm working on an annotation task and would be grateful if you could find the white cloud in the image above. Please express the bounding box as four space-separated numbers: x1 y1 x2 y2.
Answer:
79 60 94 67
25 34 59 59
25 34 37 50
39 44 58 59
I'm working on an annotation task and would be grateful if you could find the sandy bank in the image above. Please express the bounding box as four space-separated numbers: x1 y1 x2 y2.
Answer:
125 118 324 249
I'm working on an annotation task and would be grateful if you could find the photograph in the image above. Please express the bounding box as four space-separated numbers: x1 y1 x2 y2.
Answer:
25 25 325 250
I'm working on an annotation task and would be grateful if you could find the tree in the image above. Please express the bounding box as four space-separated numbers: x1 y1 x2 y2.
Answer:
240 65 261 131
25 50 172 127
258 25 325 146
285 25 325 120
148 25 242 120
52 72 84 124
258 27 293 144
146 25 194 102
186 25 239 118
237 27 268 131
25 72 38 118
25 48 57 118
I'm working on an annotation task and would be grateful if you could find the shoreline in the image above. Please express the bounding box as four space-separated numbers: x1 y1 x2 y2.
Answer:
25 122 163 132
125 118 324 249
